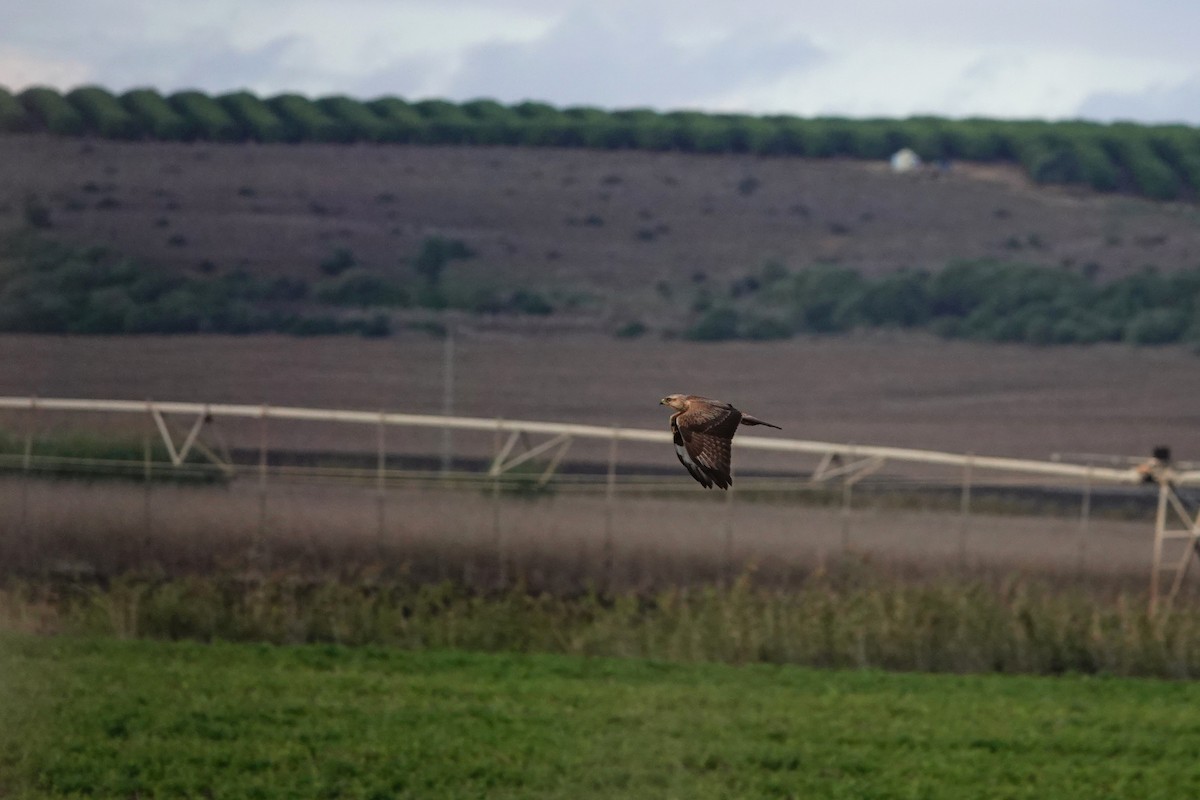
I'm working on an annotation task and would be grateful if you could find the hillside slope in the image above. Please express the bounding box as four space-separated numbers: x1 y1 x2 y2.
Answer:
3 133 1200 335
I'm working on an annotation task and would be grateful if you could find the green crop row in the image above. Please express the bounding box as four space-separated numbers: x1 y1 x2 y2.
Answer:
7 569 1200 680
8 627 1200 798
4 85 1200 198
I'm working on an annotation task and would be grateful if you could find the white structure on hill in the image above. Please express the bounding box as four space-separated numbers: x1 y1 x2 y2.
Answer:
890 147 922 172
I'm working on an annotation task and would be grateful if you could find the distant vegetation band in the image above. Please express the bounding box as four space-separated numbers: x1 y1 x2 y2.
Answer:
3 84 1200 200
3 232 1199 346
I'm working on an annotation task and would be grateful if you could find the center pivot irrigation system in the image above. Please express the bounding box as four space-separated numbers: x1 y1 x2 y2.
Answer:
2 396 1198 611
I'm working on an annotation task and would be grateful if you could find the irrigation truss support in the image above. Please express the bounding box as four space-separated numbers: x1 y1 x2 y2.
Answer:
3 396 1198 603
1141 452 1200 615
147 402 235 477
489 430 574 486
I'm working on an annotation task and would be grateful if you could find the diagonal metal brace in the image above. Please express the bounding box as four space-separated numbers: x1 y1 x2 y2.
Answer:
148 404 230 471
490 430 523 476
489 432 574 480
151 406 208 466
1164 486 1200 606
811 453 886 484
535 435 574 486
811 450 840 481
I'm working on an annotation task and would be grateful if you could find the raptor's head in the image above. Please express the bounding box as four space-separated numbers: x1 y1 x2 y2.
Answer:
659 394 688 411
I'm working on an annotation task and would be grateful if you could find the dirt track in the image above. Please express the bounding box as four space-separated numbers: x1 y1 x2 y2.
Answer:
1 332 1196 464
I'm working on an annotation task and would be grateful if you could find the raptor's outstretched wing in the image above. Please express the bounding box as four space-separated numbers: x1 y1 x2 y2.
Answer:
661 394 781 490
672 400 743 489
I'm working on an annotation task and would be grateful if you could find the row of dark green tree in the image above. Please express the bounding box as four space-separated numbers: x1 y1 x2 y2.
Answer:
0 234 387 336
684 261 1200 347
0 233 556 336
4 227 1197 347
4 85 1200 200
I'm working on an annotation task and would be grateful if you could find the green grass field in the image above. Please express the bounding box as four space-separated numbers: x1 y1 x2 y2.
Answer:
3 634 1199 799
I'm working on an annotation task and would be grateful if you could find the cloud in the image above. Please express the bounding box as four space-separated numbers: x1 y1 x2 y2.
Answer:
738 44 1193 122
351 54 452 101
1 10 321 97
0 45 92 90
4 0 1200 122
1077 76 1200 125
437 6 825 109
88 34 312 94
2 1 557 99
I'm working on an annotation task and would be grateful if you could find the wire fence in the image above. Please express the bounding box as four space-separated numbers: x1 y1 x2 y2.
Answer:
0 396 1185 591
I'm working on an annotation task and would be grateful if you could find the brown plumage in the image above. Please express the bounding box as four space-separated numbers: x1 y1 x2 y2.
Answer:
659 394 781 489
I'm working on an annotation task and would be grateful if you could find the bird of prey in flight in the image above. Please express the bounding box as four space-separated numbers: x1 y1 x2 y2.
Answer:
659 394 781 489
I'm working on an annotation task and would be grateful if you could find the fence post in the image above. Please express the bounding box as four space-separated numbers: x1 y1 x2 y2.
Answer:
603 425 619 590
142 432 153 551
440 327 455 474
958 453 974 567
492 418 505 587
18 396 36 555
376 410 386 544
840 446 856 552
724 479 736 585
1077 466 1092 575
1150 479 1170 615
256 404 269 566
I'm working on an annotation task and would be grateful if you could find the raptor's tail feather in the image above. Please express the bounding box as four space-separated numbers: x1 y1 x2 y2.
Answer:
740 414 781 430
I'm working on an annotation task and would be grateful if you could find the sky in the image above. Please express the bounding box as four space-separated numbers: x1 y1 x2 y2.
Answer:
4 0 1200 124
